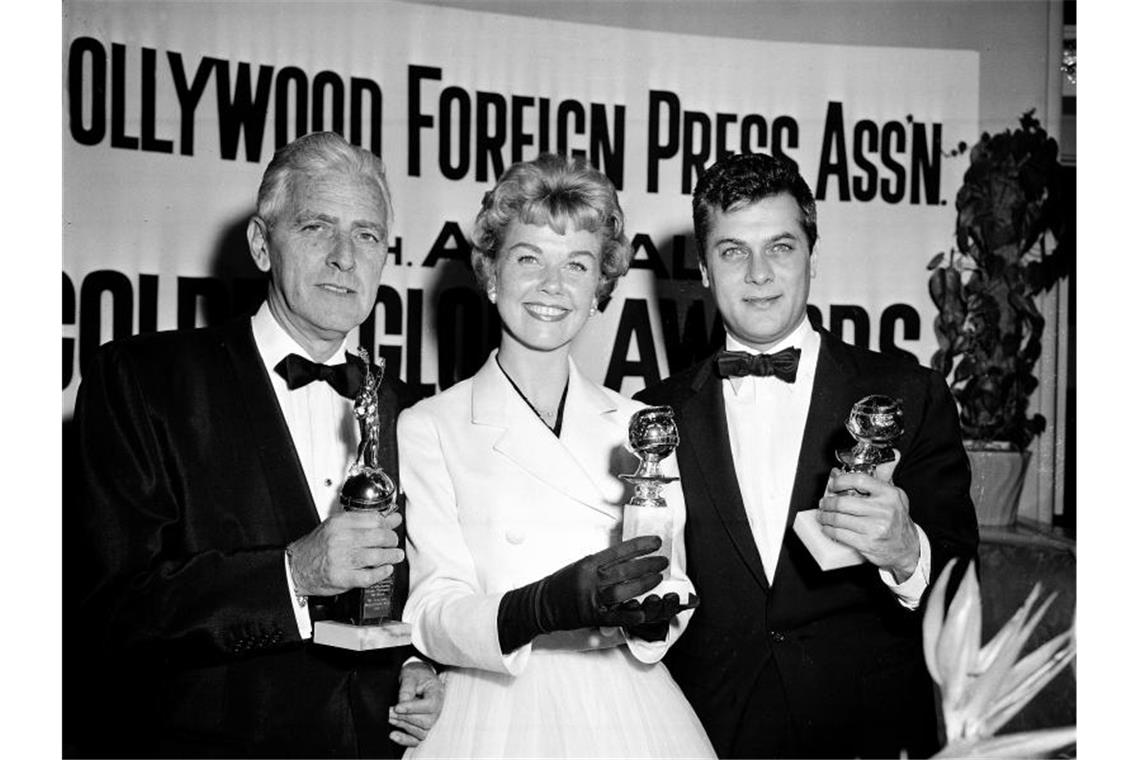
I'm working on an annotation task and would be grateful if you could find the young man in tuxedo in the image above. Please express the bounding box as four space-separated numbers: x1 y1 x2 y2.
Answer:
70 132 442 758
637 153 978 759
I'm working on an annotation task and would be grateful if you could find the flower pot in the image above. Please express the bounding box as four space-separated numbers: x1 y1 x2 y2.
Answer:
966 447 1032 527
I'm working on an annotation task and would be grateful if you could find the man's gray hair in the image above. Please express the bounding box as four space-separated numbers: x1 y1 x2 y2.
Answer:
255 132 393 231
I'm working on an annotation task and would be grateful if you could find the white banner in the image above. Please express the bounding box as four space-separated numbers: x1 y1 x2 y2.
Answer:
63 0 979 414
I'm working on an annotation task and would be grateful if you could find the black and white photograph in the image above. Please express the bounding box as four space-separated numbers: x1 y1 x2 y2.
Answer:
35 1 1102 757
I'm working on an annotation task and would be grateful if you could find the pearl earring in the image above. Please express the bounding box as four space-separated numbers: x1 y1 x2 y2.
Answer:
488 289 497 304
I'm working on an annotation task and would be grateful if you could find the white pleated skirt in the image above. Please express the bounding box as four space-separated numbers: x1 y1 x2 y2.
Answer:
405 645 716 759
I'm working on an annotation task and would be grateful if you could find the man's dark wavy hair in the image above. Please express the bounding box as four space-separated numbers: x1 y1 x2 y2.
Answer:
692 153 818 261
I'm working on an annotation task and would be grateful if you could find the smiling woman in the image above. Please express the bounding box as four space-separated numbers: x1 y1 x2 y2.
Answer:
492 222 601 364
396 154 716 758
467 153 633 421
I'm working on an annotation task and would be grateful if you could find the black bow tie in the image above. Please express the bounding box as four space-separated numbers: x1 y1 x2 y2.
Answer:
274 352 366 399
715 347 801 383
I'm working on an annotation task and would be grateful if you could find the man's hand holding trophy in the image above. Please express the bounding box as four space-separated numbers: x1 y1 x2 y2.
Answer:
816 396 922 583
794 395 911 572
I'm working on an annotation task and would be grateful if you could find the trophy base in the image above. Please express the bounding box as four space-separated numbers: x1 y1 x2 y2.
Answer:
313 620 412 651
792 509 865 571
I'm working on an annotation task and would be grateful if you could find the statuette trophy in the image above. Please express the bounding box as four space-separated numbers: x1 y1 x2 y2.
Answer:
793 395 904 570
620 406 684 599
313 348 412 650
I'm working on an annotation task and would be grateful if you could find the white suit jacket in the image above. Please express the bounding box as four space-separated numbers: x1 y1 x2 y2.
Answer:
399 351 695 676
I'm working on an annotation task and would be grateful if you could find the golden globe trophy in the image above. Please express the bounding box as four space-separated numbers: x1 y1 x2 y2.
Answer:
313 348 412 651
835 395 904 476
619 406 686 599
793 395 904 571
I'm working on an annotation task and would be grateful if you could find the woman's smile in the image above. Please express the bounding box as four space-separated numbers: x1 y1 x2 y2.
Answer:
523 302 571 321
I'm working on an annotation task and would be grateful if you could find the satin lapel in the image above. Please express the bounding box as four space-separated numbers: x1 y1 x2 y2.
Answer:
222 319 320 541
684 359 770 592
473 356 614 518
786 330 854 529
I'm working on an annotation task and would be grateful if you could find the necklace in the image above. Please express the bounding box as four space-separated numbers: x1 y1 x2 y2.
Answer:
496 356 569 435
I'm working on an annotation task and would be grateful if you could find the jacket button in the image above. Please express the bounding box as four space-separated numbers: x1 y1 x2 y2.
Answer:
769 630 786 643
505 529 526 545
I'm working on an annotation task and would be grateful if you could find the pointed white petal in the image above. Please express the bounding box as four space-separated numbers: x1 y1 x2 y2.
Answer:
923 558 960 686
938 562 982 708
964 591 1058 735
977 582 1040 671
983 644 1075 735
994 629 1073 708
932 727 1076 758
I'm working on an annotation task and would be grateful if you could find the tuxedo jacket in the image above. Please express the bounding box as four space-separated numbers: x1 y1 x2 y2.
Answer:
399 352 694 674
70 316 420 758
636 327 978 759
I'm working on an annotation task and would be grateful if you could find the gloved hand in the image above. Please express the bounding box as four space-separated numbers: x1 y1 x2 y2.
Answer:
498 535 668 653
622 592 700 642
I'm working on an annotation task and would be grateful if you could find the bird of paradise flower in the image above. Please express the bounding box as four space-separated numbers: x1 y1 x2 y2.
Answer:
923 558 1076 758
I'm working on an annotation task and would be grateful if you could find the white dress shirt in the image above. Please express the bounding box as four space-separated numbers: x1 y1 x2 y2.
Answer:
251 302 359 637
720 317 930 606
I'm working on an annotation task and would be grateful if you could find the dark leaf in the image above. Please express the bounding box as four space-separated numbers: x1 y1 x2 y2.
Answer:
929 269 946 306
953 357 976 384
930 351 952 378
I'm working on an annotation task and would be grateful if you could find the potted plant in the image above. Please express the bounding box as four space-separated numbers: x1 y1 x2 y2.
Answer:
927 110 1074 527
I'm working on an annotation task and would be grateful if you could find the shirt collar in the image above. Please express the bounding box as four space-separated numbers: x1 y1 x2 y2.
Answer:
251 301 350 373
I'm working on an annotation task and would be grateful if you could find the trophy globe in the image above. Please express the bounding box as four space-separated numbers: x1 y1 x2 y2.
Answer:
621 406 680 507
835 395 904 474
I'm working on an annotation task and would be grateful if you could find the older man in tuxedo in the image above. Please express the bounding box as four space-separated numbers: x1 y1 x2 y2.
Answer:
637 153 978 759
71 132 441 758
